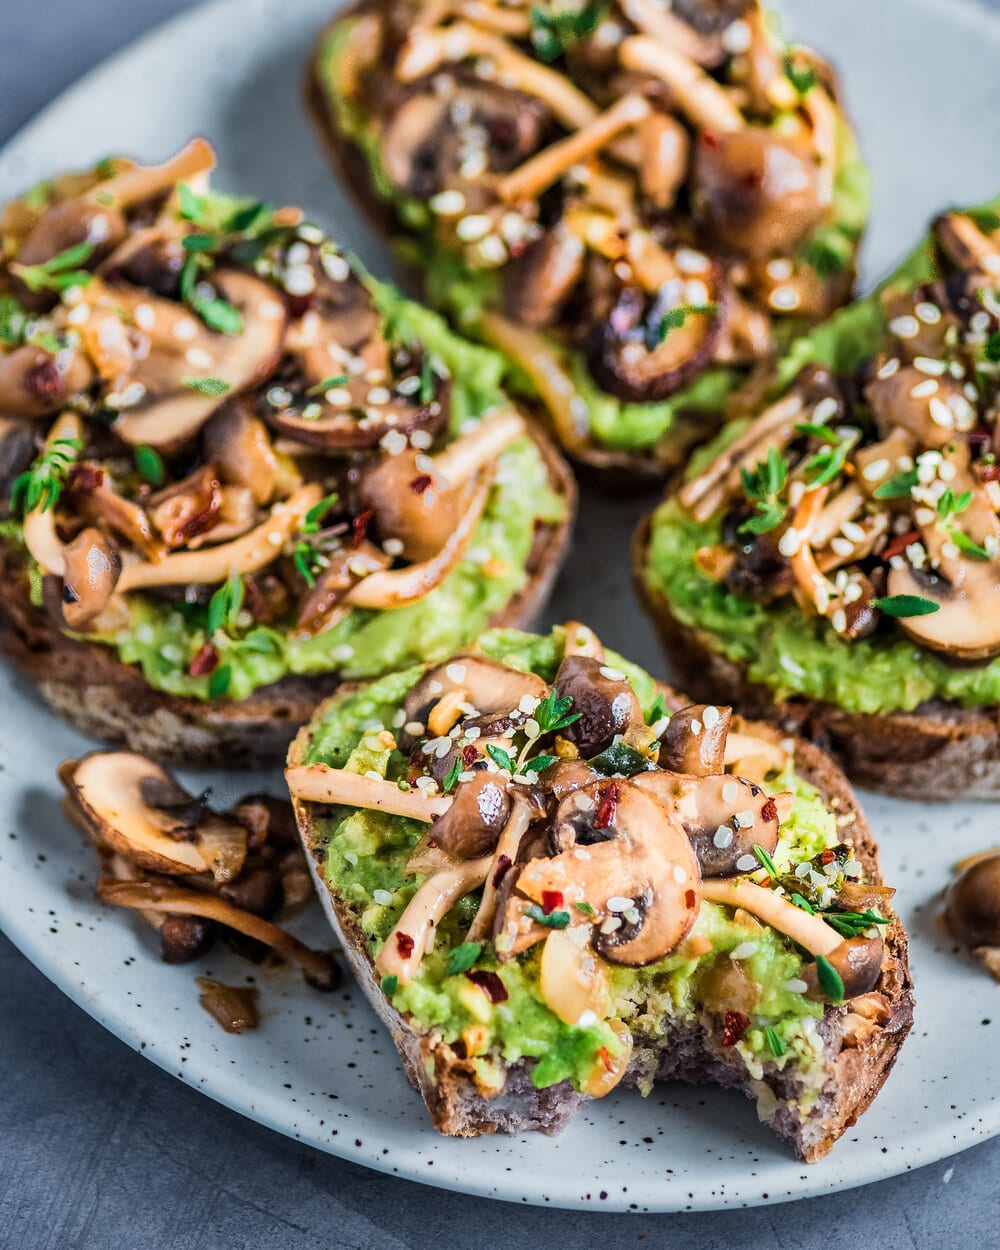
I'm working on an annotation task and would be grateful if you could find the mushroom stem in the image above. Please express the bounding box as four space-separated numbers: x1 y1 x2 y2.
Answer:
375 855 493 984
619 35 745 134
466 796 533 942
619 0 723 65
345 475 491 609
117 484 321 591
396 24 599 128
700 878 841 957
21 411 83 576
430 409 525 487
496 95 650 205
95 878 337 984
285 765 452 821
85 139 216 211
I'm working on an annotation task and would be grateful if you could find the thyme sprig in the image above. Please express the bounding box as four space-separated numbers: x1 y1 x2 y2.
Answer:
9 435 83 515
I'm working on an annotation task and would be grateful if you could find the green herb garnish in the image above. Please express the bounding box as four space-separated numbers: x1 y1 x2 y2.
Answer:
739 446 789 535
533 689 580 736
207 572 245 635
805 437 851 488
207 664 232 699
418 355 437 405
588 741 656 777
647 303 718 352
0 295 27 345
442 756 463 794
821 909 889 939
873 468 919 500
11 241 94 293
182 376 231 396
446 942 482 975
179 252 244 336
815 954 845 1004
871 594 941 618
306 374 350 397
575 900 596 916
764 1026 786 1058
950 530 991 560
301 492 340 535
529 0 605 61
646 692 668 726
784 51 817 95
134 445 165 488
486 744 517 773
381 974 399 996
525 904 571 929
293 540 321 587
937 488 973 521
753 844 778 878
9 436 82 515
523 754 559 775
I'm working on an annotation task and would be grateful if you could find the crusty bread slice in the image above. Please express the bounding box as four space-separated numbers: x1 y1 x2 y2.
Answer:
633 512 1000 800
303 14 731 489
0 421 574 766
289 679 913 1161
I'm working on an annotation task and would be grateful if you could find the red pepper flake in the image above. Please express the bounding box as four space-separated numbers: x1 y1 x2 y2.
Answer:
594 781 620 830
721 1011 751 1047
352 508 373 545
881 529 921 562
597 1046 614 1072
978 464 1000 482
189 642 220 677
410 474 433 495
395 932 415 959
541 890 564 915
492 854 512 887
761 797 777 823
462 744 479 768
685 889 697 909
465 970 508 1003
699 130 720 151
819 848 836 866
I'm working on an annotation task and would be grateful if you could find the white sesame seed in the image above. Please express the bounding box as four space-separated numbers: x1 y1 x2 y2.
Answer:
722 17 751 52
778 528 801 557
713 825 734 849
784 977 808 994
607 896 633 913
830 537 853 557
185 347 213 369
770 286 800 311
456 214 492 242
445 663 466 683
600 916 622 935
722 781 739 803
599 665 626 681
910 378 938 399
730 941 758 960
734 809 755 829
889 315 919 339
841 520 866 542
284 265 316 296
861 458 890 482
877 357 900 380
676 247 710 274
929 396 955 429
702 705 721 729
915 302 942 324
766 258 794 281
736 854 758 873
831 608 847 633
812 396 839 424
914 356 946 376
373 888 393 905
429 189 466 216
320 251 351 282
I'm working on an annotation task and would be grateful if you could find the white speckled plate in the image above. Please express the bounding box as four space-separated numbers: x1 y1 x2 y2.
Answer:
2 0 1000 1213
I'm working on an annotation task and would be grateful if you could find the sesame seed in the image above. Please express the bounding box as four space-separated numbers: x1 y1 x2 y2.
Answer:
284 265 316 296
915 301 941 324
676 247 710 274
607 896 633 913
766 258 794 281
784 977 808 993
830 537 853 557
430 189 466 216
380 429 408 455
812 396 839 424
574 792 596 812
861 458 890 482
770 286 800 311
722 781 739 803
831 608 847 633
456 214 492 242
382 538 404 557
778 527 801 556
600 916 622 935
133 303 155 331
599 665 626 681
683 278 709 306
877 357 900 379
410 429 433 450
889 315 919 338
730 941 758 960
910 378 938 399
185 348 213 369
914 356 946 376
320 251 350 282
722 17 751 52
702 705 720 729
518 693 539 714
734 810 755 829
373 888 393 905
713 825 734 849
929 396 955 428
736 853 760 873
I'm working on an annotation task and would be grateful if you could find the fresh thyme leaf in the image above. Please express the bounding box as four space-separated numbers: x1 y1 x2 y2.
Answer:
646 692 668 726
533 689 580 735
936 487 973 521
196 297 244 336
207 572 245 636
293 540 320 587
418 354 437 405
486 744 516 773
790 892 816 914
871 594 941 618
794 422 840 444
529 0 605 61
178 250 244 335
574 900 596 916
134 444 165 488
805 437 850 488
950 530 991 560
523 754 559 775
646 303 718 351
0 295 27 345
207 664 232 699
306 374 349 397
815 954 845 1004
12 240 94 293
442 756 463 794
739 446 789 534
182 376 231 396
800 222 857 276
9 435 82 515
821 909 889 939
241 628 281 654
873 468 919 499
177 182 208 225
986 332 1000 363
764 1026 786 1058
753 843 778 878
446 942 482 975
180 233 217 253
301 492 340 535
784 51 817 95
525 904 571 929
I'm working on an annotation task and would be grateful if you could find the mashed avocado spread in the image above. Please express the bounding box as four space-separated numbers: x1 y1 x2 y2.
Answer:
315 21 872 455
302 627 851 1096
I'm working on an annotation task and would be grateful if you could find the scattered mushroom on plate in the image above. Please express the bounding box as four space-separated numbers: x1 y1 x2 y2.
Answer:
286 623 912 1160
637 198 1000 798
943 848 1000 982
59 750 339 1031
0 140 574 765
309 0 869 476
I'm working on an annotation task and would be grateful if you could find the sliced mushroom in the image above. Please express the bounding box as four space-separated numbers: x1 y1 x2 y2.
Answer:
554 654 643 757
147 464 222 547
502 226 584 328
400 656 549 745
886 540 1000 661
60 527 122 629
111 271 287 450
658 704 732 775
0 343 94 417
295 541 392 636
509 779 702 966
429 771 511 859
943 852 1000 949
203 403 278 505
10 201 126 308
285 764 451 821
692 127 828 258
864 365 975 447
539 926 612 1026
466 795 533 941
800 934 885 1002
60 753 247 883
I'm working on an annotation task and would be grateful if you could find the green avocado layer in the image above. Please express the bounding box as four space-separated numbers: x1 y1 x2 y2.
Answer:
302 626 851 1097
4 284 566 703
643 197 1000 716
315 21 872 455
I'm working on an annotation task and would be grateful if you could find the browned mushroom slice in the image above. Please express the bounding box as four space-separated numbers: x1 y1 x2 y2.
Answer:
429 772 512 859
147 464 223 548
554 654 643 757
203 402 279 505
864 365 976 446
0 420 35 504
885 555 1000 661
295 541 391 636
539 926 612 1026
59 527 122 629
357 409 525 561
943 852 1000 950
800 935 885 1002
111 271 287 450
657 704 732 775
692 128 828 258
508 778 702 966
502 226 584 329
60 752 248 883
400 656 550 743
588 278 725 403
0 343 94 417
933 211 1000 276
66 462 162 561
380 82 550 199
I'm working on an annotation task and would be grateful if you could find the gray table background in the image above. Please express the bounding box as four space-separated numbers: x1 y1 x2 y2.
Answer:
2 1 999 1246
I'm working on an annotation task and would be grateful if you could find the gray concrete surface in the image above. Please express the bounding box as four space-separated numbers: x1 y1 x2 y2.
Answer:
2 1 1000 1246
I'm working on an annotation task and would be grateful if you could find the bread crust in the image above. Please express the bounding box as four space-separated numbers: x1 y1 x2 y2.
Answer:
0 421 575 765
289 673 913 1161
304 13 727 488
633 511 1000 799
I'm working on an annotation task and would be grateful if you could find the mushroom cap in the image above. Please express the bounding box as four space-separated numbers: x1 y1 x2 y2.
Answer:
60 526 122 630
658 703 732 776
0 343 94 417
400 656 549 744
692 127 827 258
944 853 1000 949
502 227 584 329
554 654 643 757
357 448 472 563
804 934 885 1002
203 402 278 506
428 771 512 859
886 558 1000 662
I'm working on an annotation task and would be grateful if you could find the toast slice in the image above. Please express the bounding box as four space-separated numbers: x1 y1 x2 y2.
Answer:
304 1 868 484
0 145 574 764
287 624 913 1160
